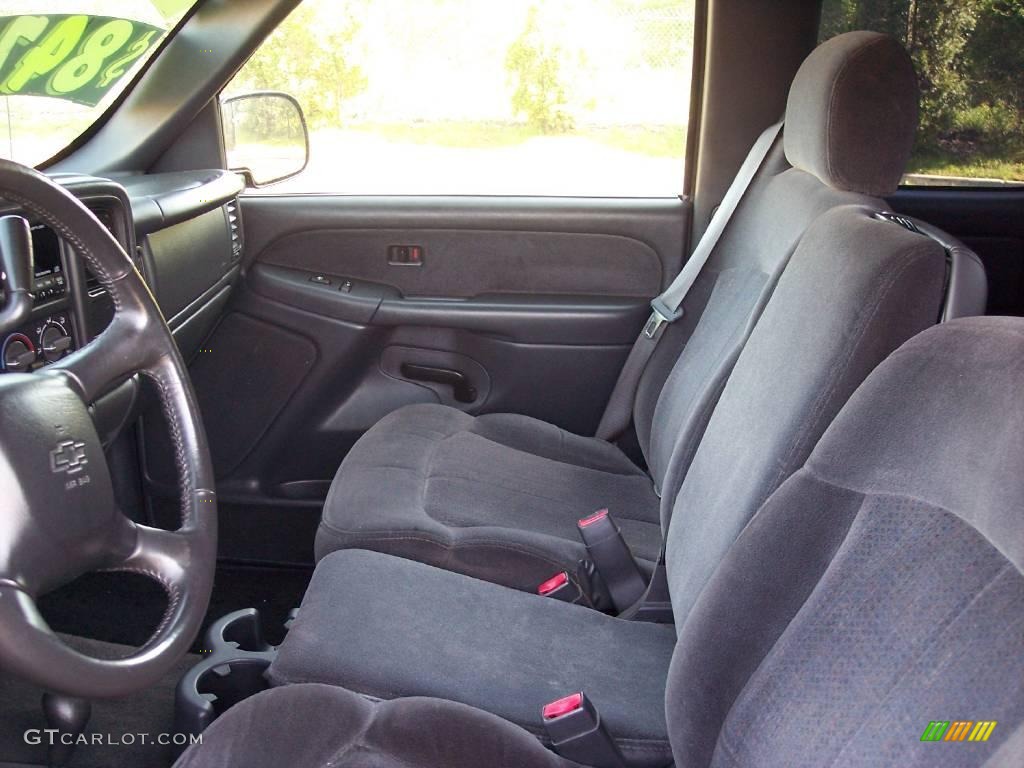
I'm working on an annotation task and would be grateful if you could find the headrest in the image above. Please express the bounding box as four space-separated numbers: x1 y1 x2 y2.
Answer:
785 31 918 196
807 317 1024 573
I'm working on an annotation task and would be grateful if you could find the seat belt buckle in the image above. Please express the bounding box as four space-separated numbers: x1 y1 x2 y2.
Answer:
542 692 626 768
643 298 683 339
537 571 583 604
577 509 647 612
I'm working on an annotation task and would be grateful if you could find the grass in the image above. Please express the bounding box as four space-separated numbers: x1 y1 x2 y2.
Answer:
341 120 686 158
907 151 1024 184
582 125 685 158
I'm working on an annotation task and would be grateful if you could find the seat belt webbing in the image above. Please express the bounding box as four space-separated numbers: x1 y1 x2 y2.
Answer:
595 120 784 442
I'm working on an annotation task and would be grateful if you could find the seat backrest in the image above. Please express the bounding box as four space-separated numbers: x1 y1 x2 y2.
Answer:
662 199 953 619
633 31 920 521
667 317 1024 767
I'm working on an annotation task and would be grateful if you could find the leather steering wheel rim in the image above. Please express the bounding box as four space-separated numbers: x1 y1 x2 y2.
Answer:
0 159 217 698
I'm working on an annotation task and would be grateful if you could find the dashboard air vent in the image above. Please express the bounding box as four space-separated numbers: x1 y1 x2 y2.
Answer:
85 269 104 297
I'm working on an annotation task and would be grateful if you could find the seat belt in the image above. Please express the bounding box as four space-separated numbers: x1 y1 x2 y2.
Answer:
596 120 784 442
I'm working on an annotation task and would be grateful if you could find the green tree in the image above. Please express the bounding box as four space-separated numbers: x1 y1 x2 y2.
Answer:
902 0 982 144
965 1 1024 113
821 1 985 146
505 6 574 134
232 1 368 129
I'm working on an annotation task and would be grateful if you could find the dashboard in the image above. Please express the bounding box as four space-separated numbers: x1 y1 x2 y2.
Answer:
1 169 244 378
3 222 72 372
1 195 124 375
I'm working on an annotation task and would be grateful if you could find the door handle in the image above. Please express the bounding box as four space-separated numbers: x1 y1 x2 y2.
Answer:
400 363 477 403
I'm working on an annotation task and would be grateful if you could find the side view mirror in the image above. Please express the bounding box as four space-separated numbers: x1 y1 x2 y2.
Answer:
221 91 309 187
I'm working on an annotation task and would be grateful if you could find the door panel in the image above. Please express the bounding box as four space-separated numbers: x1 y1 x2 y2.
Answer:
242 195 685 286
255 228 663 298
246 262 649 344
150 195 687 562
891 188 1024 316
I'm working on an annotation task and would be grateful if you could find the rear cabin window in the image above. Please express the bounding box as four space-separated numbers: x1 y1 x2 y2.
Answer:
820 0 1024 187
223 0 697 196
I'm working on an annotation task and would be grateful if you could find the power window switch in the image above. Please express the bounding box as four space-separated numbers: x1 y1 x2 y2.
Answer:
308 274 331 286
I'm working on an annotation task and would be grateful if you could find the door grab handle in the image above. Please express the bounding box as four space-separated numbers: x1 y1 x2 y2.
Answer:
400 363 477 403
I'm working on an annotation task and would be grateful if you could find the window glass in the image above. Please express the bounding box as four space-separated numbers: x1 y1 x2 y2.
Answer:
224 0 696 196
820 0 1024 187
0 1 197 167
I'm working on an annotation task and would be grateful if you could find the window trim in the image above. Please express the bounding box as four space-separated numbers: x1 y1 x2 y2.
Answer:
681 0 708 203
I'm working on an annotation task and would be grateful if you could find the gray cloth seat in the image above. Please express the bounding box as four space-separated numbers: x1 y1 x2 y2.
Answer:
267 193 979 763
316 30 932 594
317 405 664 591
268 549 677 766
666 315 1024 767
177 316 1024 768
249 30 986 768
176 683 577 768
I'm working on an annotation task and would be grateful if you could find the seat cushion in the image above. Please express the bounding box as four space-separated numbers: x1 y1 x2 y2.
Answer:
270 549 677 767
317 404 662 592
174 683 574 768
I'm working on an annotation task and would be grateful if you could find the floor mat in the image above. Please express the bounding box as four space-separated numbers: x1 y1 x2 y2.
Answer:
0 636 197 768
38 564 313 650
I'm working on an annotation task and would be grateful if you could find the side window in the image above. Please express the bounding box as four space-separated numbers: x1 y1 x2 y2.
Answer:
222 0 696 196
820 1 1024 187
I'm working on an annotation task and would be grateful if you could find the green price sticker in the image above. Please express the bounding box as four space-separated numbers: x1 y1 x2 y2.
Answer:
0 15 164 107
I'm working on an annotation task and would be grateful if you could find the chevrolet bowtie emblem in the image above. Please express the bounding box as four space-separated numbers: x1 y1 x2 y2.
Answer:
50 440 88 475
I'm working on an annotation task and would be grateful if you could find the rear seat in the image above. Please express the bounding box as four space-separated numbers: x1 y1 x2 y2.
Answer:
314 31 985 599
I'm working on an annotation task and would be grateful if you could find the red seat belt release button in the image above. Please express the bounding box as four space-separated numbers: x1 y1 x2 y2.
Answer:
537 571 581 603
576 508 647 612
541 691 626 768
578 509 609 528
538 571 569 595
542 692 583 720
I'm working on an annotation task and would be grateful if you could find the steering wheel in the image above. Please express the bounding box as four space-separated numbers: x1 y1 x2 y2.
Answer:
0 160 216 698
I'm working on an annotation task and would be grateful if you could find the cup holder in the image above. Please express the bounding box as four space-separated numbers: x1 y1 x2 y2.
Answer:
172 607 293 755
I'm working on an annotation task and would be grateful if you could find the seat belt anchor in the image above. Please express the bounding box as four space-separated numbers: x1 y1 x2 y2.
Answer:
577 509 647 612
643 298 683 339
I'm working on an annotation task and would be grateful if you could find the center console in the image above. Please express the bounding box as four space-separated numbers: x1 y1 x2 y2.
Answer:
172 608 290 758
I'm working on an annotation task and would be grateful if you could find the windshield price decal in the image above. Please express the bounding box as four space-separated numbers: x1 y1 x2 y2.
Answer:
0 15 163 107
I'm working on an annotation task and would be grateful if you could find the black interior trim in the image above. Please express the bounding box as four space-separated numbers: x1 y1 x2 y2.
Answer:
891 187 1024 316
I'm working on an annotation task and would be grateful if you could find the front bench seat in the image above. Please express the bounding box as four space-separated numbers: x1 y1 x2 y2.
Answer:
316 31 930 593
177 317 1024 768
265 194 980 766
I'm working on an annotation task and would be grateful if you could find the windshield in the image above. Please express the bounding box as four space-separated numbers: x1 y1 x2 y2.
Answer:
0 1 196 167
